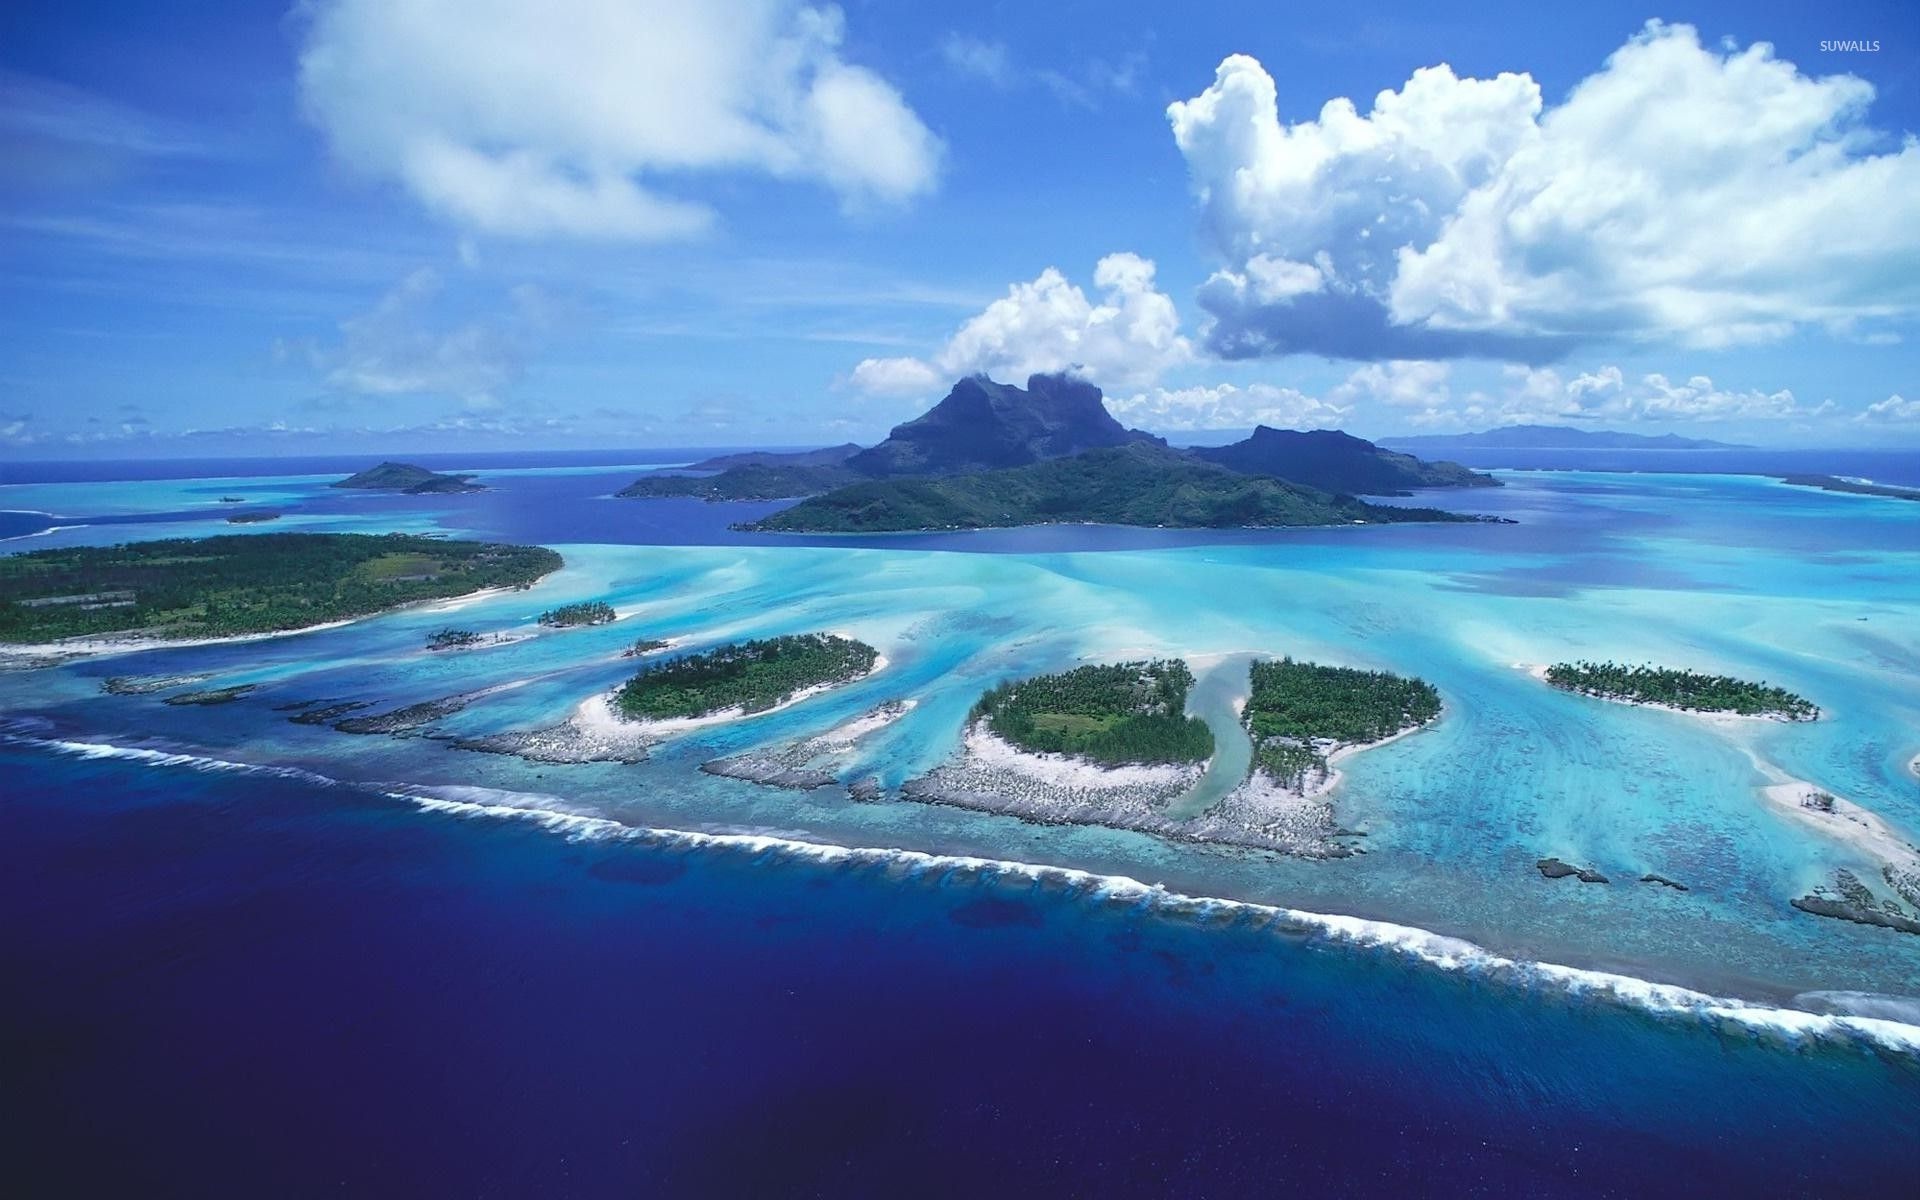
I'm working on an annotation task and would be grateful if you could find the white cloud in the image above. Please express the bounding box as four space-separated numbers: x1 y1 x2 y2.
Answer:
848 355 943 397
304 268 553 407
849 252 1193 396
1333 360 1451 408
1856 394 1919 422
1107 382 1350 432
940 34 1012 86
1388 364 1832 429
298 0 941 241
1168 22 1920 360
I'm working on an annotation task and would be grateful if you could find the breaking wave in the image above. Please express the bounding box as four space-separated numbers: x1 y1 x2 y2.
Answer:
10 727 1920 1058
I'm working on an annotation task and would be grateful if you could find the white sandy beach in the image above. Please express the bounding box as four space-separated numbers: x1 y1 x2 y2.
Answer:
1520 662 1812 725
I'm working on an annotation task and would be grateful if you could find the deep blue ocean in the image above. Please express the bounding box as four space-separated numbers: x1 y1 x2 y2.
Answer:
7 743 1918 1197
5 446 1920 1196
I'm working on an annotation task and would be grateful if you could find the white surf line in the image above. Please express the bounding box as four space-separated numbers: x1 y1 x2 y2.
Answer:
9 727 1920 1058
393 782 1920 1058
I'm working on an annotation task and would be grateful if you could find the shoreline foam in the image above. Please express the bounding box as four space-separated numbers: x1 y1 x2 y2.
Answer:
8 725 1919 1057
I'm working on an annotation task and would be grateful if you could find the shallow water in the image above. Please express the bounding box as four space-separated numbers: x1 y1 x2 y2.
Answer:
3 453 1920 1167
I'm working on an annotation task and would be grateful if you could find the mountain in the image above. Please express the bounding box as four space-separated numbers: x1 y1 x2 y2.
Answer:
683 443 862 471
332 462 484 494
844 373 1157 477
1381 425 1747 452
743 442 1487 533
1192 427 1498 494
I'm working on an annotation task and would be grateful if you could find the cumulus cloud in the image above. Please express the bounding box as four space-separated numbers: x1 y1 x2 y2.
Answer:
1107 382 1350 432
298 268 555 407
1856 394 1919 423
298 0 941 240
850 252 1192 396
1397 364 1833 429
1168 22 1920 360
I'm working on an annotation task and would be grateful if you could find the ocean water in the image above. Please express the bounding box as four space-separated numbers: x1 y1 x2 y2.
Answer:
4 451 1920 1191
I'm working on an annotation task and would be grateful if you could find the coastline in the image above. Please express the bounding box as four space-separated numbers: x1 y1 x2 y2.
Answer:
10 724 1920 1055
449 654 889 765
1523 663 1811 725
0 583 539 666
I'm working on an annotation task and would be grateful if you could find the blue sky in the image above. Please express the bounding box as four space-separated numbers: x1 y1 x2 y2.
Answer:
1 0 1916 457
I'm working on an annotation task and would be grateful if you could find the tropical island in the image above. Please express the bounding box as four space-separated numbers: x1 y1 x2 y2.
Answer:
1241 657 1443 792
971 659 1214 766
744 442 1486 533
0 532 559 647
333 461 486 494
1778 474 1920 502
613 633 879 721
1192 427 1496 494
620 373 1507 532
1543 661 1819 720
1383 425 1747 452
538 600 617 628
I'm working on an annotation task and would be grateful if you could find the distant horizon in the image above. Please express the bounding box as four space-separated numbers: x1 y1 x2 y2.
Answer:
4 3 1916 454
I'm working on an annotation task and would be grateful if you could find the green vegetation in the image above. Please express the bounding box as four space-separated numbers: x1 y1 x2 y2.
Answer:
970 659 1214 766
427 628 484 650
0 533 560 645
538 600 617 628
1544 661 1818 719
616 464 861 501
622 637 669 658
1243 658 1441 789
745 443 1482 533
225 512 280 524
333 461 484 494
614 633 877 720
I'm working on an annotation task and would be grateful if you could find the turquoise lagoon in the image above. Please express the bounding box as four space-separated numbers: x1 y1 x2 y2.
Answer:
4 461 1919 1021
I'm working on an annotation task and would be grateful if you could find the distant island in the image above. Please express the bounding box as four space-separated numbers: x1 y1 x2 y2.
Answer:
742 442 1490 533
225 512 281 524
1778 474 1920 502
613 633 878 721
538 600 617 628
0 532 559 647
621 373 1504 530
1543 661 1818 720
684 444 863 472
1382 425 1746 452
333 461 486 494
971 659 1214 766
1192 427 1496 494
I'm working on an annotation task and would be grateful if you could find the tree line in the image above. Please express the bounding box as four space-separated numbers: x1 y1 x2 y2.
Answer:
971 659 1215 766
1544 661 1817 719
615 633 877 720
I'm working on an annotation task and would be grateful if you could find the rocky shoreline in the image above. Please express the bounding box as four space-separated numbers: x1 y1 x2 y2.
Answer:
701 700 914 790
896 724 1361 858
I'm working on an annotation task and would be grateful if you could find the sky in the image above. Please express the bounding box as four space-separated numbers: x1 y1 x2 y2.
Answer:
1 0 1916 458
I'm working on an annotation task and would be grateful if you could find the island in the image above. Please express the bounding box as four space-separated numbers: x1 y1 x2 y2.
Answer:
1382 425 1747 452
742 442 1488 533
683 444 863 471
333 461 486 494
1778 474 1920 502
1241 657 1442 793
538 600 617 628
0 532 560 648
614 633 879 720
619 373 1505 521
1543 661 1818 720
225 512 281 524
1192 427 1497 494
973 660 1214 765
616 463 863 501
884 654 1432 857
